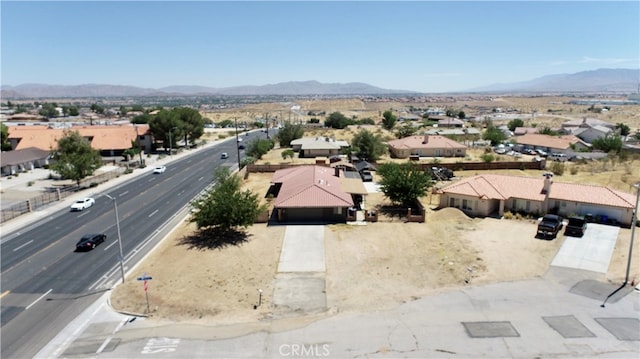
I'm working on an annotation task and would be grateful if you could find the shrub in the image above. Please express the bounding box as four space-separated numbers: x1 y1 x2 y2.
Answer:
480 153 495 163
124 168 133 174
549 161 565 176
89 182 99 188
503 211 514 219
27 180 35 186
570 165 579 175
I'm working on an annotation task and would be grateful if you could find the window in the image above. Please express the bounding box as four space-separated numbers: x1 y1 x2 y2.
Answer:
462 199 472 210
449 198 455 207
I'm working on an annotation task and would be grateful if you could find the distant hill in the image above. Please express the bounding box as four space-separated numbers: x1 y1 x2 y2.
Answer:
469 68 639 93
2 69 638 98
0 81 412 99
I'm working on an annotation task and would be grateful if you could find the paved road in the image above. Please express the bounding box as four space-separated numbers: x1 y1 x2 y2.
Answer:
38 267 640 358
0 131 269 358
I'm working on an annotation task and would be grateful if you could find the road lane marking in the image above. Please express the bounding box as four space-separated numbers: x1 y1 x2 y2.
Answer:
13 240 34 251
77 211 90 218
96 336 113 354
198 176 204 181
148 210 159 217
26 289 52 310
148 178 155 182
104 241 117 251
119 191 129 197
0 290 10 299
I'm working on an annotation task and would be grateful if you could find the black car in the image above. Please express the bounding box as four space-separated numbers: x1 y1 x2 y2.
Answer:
537 214 563 239
238 144 246 150
75 233 107 251
360 170 373 182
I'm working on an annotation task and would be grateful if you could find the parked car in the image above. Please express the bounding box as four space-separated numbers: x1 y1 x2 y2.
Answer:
360 170 373 182
537 214 563 239
565 216 587 237
238 144 246 150
535 149 548 157
70 197 95 211
220 152 229 159
153 165 167 174
548 153 568 162
75 233 106 251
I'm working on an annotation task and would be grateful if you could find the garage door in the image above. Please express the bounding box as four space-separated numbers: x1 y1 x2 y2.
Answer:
579 205 623 223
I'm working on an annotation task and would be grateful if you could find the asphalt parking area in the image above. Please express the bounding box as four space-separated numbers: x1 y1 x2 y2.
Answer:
551 223 619 273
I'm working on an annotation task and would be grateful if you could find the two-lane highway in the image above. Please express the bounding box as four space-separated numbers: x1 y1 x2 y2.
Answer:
0 131 269 358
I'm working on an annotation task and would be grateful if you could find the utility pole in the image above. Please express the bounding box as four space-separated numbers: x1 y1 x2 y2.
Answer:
235 117 241 170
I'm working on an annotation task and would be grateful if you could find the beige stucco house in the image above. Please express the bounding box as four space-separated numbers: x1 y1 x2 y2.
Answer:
387 135 467 158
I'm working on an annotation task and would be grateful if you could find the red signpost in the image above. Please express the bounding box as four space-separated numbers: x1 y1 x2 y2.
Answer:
137 273 153 313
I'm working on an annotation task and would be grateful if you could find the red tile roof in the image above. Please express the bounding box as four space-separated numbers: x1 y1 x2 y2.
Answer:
439 174 636 208
515 134 580 150
387 135 466 150
272 165 354 208
8 125 149 151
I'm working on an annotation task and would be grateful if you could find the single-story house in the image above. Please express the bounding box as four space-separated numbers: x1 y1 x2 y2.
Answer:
514 133 589 154
269 165 367 222
0 147 51 176
437 118 465 128
514 127 539 136
572 125 614 144
387 135 467 159
290 137 350 158
437 173 637 226
7 124 152 157
561 117 615 134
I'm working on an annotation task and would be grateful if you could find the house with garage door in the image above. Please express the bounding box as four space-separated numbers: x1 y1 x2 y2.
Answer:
387 135 467 158
268 165 368 223
437 173 637 226
289 136 350 158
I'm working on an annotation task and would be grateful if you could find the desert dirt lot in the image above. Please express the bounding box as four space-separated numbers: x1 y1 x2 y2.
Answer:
109 169 639 326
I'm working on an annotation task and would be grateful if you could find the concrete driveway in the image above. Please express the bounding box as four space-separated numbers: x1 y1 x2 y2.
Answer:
551 223 620 273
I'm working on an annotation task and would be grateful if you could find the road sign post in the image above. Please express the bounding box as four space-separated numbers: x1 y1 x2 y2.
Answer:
137 272 153 313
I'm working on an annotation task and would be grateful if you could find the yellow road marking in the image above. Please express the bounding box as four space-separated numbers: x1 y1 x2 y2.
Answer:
0 290 10 299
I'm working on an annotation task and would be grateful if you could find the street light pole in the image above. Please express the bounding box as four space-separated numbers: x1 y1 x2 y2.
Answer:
624 183 640 284
235 117 241 170
601 182 639 307
168 126 178 156
103 193 126 284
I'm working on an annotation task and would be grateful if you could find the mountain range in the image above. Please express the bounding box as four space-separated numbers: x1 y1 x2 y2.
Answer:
1 68 637 99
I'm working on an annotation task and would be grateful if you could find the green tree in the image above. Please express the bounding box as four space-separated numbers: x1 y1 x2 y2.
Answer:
616 123 631 136
50 130 102 186
325 112 353 129
246 138 274 159
190 168 265 231
119 105 128 117
276 122 304 147
482 125 506 146
90 103 105 114
507 118 524 131
457 111 466 119
377 162 432 206
131 113 153 124
358 117 375 125
281 149 295 162
217 119 234 128
394 122 416 139
539 126 558 136
592 133 622 153
148 109 182 152
175 107 205 146
1 123 12 151
381 110 397 130
38 102 58 118
351 129 386 162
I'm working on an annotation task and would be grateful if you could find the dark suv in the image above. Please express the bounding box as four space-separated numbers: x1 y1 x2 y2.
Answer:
75 233 107 251
565 216 587 237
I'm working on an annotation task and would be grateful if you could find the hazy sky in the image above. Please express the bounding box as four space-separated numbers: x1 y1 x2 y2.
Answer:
2 1 638 93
